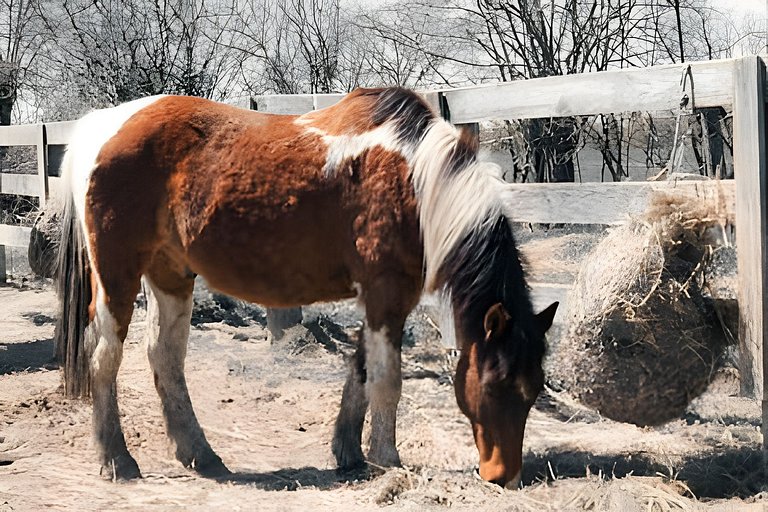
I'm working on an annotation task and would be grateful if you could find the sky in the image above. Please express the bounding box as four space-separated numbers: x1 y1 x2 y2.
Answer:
720 0 765 16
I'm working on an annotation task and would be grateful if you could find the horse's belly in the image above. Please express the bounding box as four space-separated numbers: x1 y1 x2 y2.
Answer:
198 259 357 308
184 209 359 307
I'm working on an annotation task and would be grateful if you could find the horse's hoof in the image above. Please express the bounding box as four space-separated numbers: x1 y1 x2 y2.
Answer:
100 454 142 481
367 447 402 468
191 453 231 478
332 439 365 470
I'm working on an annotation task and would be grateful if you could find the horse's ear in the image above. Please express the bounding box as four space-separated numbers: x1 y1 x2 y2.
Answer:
483 303 509 341
535 302 559 334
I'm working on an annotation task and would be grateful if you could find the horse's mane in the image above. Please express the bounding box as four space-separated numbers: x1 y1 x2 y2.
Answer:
364 88 536 344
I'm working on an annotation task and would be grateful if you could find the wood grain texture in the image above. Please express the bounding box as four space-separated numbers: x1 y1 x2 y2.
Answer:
0 173 39 197
0 123 41 147
500 180 735 225
252 94 315 114
733 57 768 408
0 225 32 247
442 59 735 123
44 121 75 145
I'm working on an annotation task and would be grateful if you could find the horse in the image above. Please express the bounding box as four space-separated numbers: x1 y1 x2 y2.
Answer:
54 87 558 488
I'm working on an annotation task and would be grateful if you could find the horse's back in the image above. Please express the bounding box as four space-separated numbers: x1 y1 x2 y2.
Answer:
70 93 423 307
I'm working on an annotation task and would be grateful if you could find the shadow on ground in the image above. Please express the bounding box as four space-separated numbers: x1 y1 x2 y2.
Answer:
215 466 370 491
523 446 765 499
0 338 56 374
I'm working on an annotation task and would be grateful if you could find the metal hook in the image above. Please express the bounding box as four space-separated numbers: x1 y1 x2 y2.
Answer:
680 64 695 112
668 64 695 176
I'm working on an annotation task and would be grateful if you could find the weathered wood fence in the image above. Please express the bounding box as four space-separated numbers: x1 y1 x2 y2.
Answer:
0 56 764 433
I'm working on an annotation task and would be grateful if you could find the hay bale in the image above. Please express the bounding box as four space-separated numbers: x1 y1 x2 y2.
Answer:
28 202 61 278
556 193 731 426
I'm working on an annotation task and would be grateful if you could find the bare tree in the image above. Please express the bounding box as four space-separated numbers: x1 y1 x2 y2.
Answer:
39 0 242 110
0 0 50 123
230 0 354 94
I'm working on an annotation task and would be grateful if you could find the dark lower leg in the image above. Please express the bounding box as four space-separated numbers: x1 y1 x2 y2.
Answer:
145 279 227 476
332 342 368 469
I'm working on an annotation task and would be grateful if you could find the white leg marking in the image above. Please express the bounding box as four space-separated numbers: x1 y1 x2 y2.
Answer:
89 288 123 377
89 287 140 478
352 281 365 316
365 326 402 466
144 277 225 473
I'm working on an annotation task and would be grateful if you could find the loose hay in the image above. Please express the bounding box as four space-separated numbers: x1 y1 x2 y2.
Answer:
28 200 61 278
556 192 731 426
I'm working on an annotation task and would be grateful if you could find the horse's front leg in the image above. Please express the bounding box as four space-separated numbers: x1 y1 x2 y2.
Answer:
365 276 420 467
333 276 416 469
332 339 368 469
364 319 405 467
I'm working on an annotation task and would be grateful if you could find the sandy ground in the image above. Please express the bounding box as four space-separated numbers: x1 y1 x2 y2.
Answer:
1 280 768 511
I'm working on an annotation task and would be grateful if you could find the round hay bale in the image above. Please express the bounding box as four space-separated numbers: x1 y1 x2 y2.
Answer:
28 202 62 278
555 193 730 426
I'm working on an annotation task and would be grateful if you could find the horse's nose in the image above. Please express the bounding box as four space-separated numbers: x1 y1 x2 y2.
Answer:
477 468 522 489
488 475 521 489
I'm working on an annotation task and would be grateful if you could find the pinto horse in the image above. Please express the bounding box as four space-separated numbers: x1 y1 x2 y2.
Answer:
54 87 558 487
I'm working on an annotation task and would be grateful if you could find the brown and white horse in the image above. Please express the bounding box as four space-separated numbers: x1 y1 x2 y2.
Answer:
54 87 558 487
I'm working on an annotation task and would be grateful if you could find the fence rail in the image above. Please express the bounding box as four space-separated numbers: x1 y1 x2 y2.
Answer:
0 56 764 424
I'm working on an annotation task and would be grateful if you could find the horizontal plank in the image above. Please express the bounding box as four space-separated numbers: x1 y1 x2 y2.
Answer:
45 121 76 145
225 96 252 110
313 94 345 110
0 173 41 197
443 59 735 123
251 91 449 116
252 94 314 114
0 224 31 247
501 179 735 225
0 124 41 146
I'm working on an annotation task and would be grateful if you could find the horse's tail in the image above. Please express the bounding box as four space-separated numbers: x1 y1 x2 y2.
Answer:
54 148 93 398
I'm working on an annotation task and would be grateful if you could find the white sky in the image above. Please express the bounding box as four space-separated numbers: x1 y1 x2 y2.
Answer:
719 0 765 16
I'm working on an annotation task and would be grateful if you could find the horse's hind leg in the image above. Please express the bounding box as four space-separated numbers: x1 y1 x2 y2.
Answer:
90 284 141 480
144 273 229 477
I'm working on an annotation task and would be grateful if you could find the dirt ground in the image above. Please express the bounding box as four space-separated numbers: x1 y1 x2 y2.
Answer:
1 276 768 511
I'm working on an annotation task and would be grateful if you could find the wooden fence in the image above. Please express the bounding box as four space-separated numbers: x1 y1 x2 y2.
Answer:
0 120 72 281
0 56 762 431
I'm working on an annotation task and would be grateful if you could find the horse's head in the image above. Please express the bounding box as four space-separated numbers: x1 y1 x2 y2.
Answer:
454 301 558 489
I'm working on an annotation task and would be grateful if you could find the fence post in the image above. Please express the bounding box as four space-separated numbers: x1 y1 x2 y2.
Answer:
265 307 304 341
733 57 768 425
36 124 48 208
0 244 6 283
